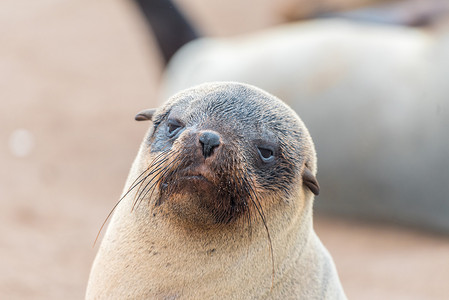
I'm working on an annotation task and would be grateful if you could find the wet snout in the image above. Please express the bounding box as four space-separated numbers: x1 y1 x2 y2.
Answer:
199 130 221 158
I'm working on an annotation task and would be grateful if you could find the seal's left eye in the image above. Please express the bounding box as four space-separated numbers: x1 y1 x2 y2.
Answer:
167 119 183 138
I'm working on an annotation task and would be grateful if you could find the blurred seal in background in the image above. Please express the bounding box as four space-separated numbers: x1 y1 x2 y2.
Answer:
133 0 449 233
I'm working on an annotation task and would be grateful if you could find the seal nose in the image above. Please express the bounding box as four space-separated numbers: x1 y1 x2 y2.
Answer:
199 131 221 158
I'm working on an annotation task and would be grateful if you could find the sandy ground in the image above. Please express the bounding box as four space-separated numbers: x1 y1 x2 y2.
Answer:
1 0 448 299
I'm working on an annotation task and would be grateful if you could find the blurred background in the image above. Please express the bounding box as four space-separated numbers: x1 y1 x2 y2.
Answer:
1 0 448 299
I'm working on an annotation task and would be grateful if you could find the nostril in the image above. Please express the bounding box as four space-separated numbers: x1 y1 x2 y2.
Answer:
199 131 221 158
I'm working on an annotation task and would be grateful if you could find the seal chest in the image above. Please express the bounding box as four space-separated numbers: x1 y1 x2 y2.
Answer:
86 82 346 299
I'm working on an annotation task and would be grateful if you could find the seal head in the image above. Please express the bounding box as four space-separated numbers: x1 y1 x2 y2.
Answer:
132 82 319 226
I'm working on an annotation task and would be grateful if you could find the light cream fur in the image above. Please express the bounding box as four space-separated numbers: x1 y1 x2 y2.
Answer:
86 82 346 299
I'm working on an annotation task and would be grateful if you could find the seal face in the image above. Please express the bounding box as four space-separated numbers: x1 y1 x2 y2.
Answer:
132 82 318 226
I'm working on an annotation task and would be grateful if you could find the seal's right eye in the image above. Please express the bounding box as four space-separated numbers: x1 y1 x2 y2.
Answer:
167 119 183 138
257 146 275 163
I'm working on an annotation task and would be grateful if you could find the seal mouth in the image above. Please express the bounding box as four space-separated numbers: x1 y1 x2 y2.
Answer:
162 163 219 196
174 173 214 190
177 164 216 183
182 174 208 181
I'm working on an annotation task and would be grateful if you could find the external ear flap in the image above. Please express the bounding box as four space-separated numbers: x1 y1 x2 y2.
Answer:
135 109 156 121
303 167 320 196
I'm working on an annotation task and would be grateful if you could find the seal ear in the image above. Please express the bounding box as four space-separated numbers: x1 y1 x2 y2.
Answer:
135 109 156 121
303 167 320 196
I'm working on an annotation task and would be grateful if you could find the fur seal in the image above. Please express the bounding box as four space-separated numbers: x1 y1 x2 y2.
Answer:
86 82 346 299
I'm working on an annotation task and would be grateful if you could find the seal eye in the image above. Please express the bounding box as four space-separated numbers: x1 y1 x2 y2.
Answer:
257 146 275 162
167 119 183 138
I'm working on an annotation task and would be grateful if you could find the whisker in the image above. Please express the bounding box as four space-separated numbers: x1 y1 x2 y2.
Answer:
93 166 150 247
235 169 253 236
132 155 173 210
134 152 184 210
130 147 175 208
245 177 275 290
94 145 173 247
150 152 188 206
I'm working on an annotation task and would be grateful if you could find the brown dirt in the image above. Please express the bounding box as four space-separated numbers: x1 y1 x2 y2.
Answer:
1 1 448 299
